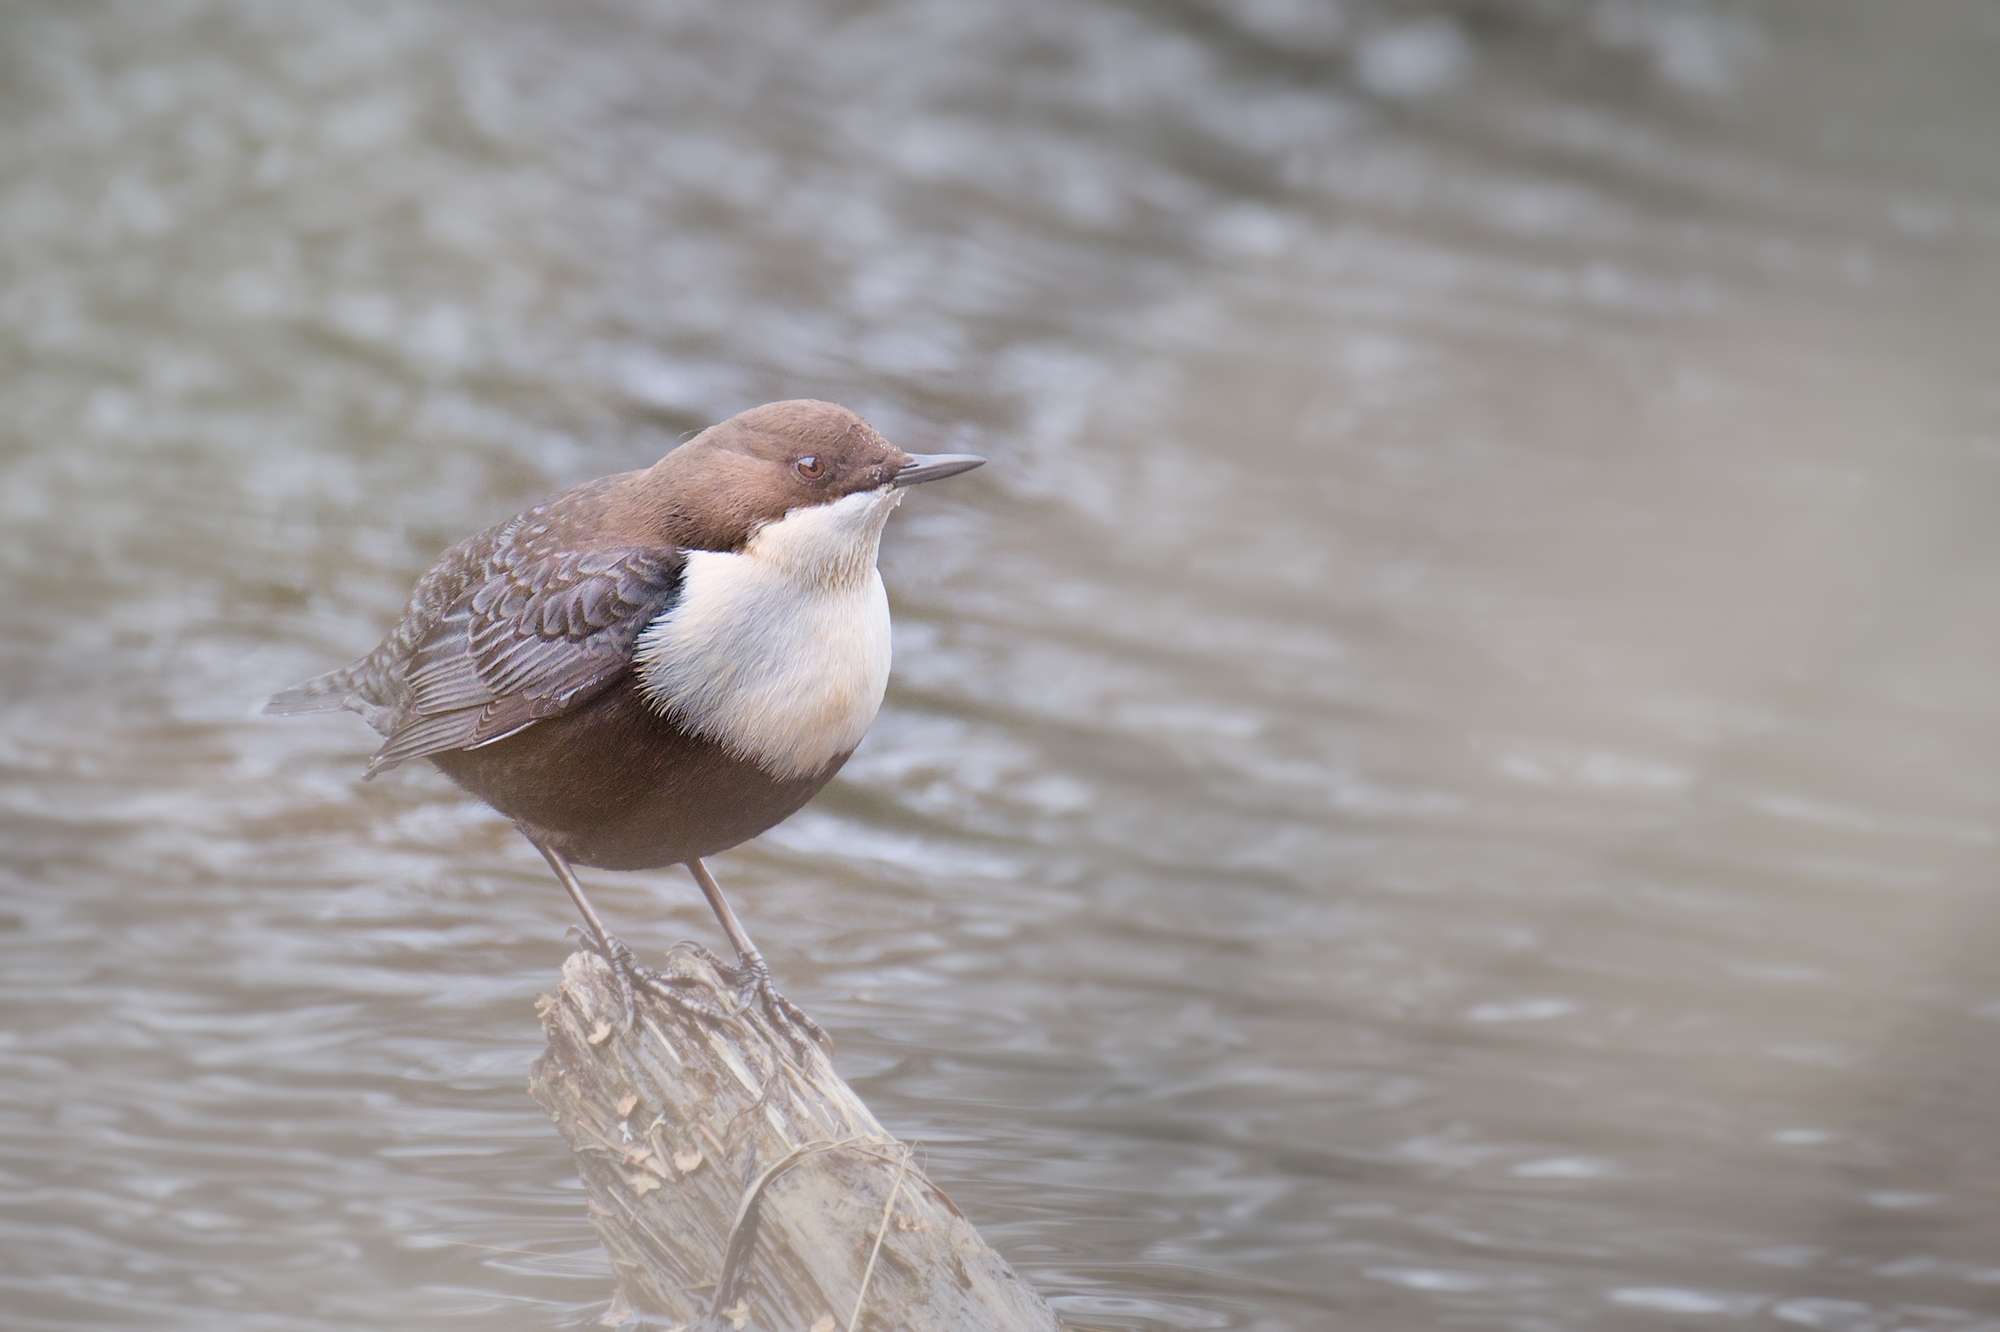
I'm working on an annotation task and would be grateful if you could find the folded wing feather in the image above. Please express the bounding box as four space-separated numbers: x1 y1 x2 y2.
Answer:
365 544 686 772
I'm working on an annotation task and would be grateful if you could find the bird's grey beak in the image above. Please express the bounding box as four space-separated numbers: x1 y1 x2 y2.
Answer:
893 453 986 487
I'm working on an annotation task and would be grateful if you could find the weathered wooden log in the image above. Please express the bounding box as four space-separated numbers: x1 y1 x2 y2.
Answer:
528 946 1065 1332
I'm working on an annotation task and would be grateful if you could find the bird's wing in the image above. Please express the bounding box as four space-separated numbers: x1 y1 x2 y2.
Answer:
366 537 685 773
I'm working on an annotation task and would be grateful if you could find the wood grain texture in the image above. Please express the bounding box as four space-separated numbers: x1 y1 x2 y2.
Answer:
528 948 1065 1332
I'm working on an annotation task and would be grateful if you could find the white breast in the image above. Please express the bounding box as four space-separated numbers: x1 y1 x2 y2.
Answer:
634 487 900 780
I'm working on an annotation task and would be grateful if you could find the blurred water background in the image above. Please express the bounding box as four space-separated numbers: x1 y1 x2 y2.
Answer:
4 1 2000 1328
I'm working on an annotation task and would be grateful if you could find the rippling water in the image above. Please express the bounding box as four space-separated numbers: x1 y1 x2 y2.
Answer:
5 2 2000 1328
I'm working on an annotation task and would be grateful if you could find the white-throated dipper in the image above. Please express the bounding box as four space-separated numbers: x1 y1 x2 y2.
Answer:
268 400 984 1045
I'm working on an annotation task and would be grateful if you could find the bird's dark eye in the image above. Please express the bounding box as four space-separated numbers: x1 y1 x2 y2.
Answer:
795 455 824 479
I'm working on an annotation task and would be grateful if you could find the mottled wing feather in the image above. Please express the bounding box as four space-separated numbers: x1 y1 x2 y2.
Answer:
367 538 685 773
266 474 684 773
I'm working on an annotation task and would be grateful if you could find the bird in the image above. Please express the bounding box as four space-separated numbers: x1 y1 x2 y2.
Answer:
267 399 985 1047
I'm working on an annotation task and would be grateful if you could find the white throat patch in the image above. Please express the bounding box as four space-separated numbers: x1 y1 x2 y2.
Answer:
635 487 900 779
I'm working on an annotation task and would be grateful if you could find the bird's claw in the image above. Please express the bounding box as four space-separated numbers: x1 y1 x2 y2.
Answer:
570 928 732 1031
568 930 826 1056
721 952 830 1058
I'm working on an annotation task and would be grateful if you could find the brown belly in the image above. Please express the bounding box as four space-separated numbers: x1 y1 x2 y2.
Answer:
430 677 846 870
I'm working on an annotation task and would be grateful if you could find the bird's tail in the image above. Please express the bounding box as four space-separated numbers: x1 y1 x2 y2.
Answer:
264 662 371 717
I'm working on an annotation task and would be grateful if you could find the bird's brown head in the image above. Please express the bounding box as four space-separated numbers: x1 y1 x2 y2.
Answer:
623 399 984 552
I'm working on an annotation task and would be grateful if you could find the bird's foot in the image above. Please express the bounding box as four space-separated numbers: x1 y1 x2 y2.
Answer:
716 951 829 1059
569 928 733 1032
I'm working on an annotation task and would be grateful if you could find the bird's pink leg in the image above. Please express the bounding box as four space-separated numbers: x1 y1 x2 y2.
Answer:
525 833 729 1031
685 858 829 1055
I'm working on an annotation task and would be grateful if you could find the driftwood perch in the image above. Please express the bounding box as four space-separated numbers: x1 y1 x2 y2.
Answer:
528 947 1065 1332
